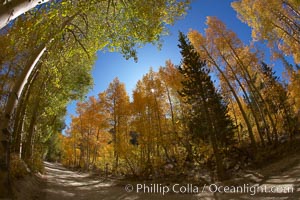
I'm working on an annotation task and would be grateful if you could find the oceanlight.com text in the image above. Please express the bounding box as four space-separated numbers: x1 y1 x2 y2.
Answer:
124 183 294 196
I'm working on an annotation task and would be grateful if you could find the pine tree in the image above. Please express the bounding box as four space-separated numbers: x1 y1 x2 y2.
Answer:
177 32 235 180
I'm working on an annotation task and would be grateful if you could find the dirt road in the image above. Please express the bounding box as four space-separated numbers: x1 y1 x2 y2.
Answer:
38 159 300 200
39 162 199 200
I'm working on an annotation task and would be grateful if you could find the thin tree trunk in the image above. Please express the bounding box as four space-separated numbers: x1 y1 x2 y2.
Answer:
124 155 136 176
23 97 40 162
201 47 257 149
12 86 30 155
223 40 278 144
217 50 265 146
13 66 40 156
154 92 170 161
0 45 46 198
1 45 46 136
91 128 101 166
73 133 77 167
22 73 48 161
1 11 82 164
0 0 50 30
282 0 300 18
228 97 242 144
13 97 28 157
165 83 176 132
0 13 84 189
0 11 82 156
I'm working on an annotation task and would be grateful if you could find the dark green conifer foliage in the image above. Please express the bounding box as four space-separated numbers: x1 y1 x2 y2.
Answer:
177 32 235 180
177 32 235 146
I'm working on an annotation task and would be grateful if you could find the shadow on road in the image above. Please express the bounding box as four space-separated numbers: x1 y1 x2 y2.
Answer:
39 161 300 200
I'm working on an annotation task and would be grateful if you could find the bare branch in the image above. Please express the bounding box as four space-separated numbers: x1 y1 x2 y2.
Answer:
66 28 90 59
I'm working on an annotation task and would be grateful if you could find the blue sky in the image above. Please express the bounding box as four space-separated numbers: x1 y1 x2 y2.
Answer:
89 0 253 96
64 0 257 127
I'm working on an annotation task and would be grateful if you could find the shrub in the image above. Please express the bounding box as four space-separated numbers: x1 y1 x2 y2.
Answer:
10 154 30 179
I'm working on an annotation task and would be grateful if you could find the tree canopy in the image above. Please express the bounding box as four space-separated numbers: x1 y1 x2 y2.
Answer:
1 0 300 198
0 0 190 197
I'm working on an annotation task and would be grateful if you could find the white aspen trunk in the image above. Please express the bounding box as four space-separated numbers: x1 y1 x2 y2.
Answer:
0 45 46 198
2 46 46 129
19 118 25 158
0 0 50 30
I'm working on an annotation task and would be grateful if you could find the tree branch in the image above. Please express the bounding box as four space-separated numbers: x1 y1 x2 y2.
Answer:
66 28 90 59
